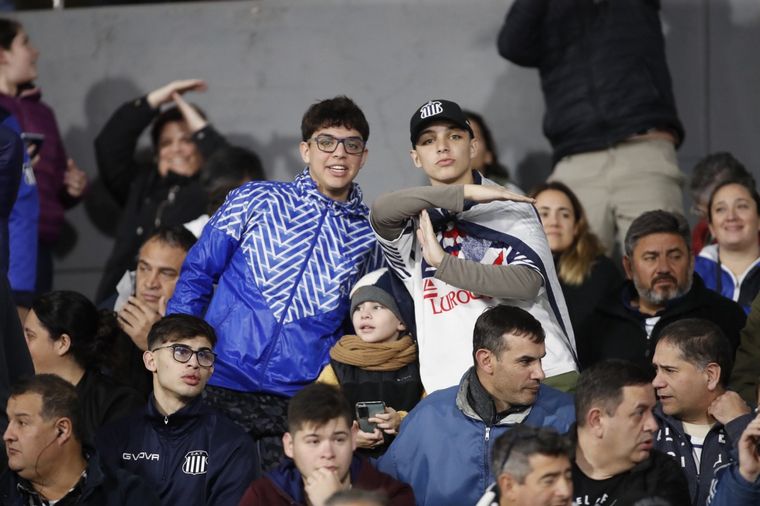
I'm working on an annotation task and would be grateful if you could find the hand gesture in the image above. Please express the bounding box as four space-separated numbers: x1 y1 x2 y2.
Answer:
737 412 760 483
707 391 751 425
463 184 535 205
117 296 163 351
354 420 384 449
146 79 207 109
373 407 402 435
417 209 445 268
304 467 345 506
63 159 88 198
171 90 208 132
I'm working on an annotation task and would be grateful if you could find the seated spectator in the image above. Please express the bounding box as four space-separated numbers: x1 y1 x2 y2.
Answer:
578 210 746 369
0 374 160 505
707 410 760 505
23 290 143 441
104 226 196 397
94 79 227 303
238 383 414 506
376 305 575 506
463 110 521 193
695 179 760 313
372 99 577 394
184 145 265 237
326 489 389 506
97 314 256 506
652 319 753 505
316 268 422 457
731 292 760 403
530 181 622 337
476 425 573 506
689 153 755 254
573 360 690 505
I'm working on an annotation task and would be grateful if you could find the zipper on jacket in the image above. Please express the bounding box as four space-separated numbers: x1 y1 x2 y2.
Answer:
260 205 330 370
153 184 179 228
483 425 492 485
164 415 169 425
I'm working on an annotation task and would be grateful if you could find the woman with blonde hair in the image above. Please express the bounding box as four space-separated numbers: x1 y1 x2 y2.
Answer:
530 181 621 336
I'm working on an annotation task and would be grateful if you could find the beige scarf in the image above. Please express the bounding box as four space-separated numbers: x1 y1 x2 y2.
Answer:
329 335 417 371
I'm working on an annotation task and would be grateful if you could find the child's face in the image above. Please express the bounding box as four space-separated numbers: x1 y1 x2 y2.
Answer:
352 301 405 344
299 125 367 202
145 335 215 402
410 121 477 186
283 417 356 486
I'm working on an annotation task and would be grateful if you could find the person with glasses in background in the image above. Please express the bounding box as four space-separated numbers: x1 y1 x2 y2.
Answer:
96 314 257 506
167 96 383 471
476 425 573 506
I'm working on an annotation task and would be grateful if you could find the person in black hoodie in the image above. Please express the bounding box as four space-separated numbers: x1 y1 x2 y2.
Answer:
1 374 160 505
96 313 257 506
94 79 227 303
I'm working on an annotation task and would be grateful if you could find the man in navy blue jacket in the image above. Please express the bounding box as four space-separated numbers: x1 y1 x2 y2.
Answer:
97 314 257 506
652 318 753 506
376 305 575 506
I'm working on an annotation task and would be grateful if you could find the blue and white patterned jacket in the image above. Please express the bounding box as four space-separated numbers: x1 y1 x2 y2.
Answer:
167 168 383 396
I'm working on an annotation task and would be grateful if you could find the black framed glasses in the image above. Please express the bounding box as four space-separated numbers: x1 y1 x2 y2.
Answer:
152 344 216 367
309 134 365 155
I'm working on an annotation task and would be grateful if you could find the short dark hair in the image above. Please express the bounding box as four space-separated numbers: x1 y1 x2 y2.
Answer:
10 374 83 443
690 152 754 201
301 96 369 143
200 145 265 214
706 179 760 224
31 291 116 370
658 319 734 388
0 18 21 49
149 104 207 151
491 425 573 483
575 360 654 427
624 210 691 257
147 313 217 350
287 383 352 433
143 225 197 254
325 489 389 506
472 305 545 362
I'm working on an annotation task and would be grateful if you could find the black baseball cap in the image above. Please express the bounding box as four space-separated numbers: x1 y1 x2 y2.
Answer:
409 99 474 146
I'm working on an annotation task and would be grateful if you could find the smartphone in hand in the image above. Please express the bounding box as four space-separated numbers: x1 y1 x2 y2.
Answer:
356 401 386 433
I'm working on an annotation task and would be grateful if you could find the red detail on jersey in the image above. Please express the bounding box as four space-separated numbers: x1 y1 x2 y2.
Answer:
428 289 485 314
494 250 505 265
423 279 438 299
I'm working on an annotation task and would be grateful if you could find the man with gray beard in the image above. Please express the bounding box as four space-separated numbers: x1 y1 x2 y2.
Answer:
577 210 745 370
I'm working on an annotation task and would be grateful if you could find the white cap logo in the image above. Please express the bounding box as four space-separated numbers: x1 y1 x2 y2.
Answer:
419 100 444 119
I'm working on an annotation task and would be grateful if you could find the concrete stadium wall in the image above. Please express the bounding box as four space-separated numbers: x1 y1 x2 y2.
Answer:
12 0 760 299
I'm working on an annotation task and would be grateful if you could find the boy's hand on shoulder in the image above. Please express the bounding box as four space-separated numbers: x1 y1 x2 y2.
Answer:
463 184 534 205
374 407 401 435
304 467 345 506
417 210 445 268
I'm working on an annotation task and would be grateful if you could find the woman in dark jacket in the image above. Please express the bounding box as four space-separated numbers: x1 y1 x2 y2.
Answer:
94 79 227 302
530 181 622 339
23 290 143 442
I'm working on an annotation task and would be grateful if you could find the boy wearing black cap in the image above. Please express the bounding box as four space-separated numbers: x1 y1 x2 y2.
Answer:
316 268 423 457
371 99 579 394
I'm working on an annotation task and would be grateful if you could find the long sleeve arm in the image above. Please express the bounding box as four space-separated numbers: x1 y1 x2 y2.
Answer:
496 0 549 67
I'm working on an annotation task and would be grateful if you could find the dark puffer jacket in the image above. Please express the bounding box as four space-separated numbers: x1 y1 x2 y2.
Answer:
498 0 684 162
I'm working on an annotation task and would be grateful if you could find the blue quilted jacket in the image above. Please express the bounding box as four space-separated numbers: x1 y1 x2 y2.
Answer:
167 168 383 396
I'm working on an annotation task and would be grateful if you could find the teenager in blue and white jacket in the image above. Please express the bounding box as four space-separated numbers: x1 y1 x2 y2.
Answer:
707 412 760 506
167 97 383 467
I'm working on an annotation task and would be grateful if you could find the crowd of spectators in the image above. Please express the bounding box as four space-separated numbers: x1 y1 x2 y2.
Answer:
1 1 760 505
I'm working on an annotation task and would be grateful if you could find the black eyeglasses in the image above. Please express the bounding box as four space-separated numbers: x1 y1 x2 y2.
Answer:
152 344 216 367
309 134 365 155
